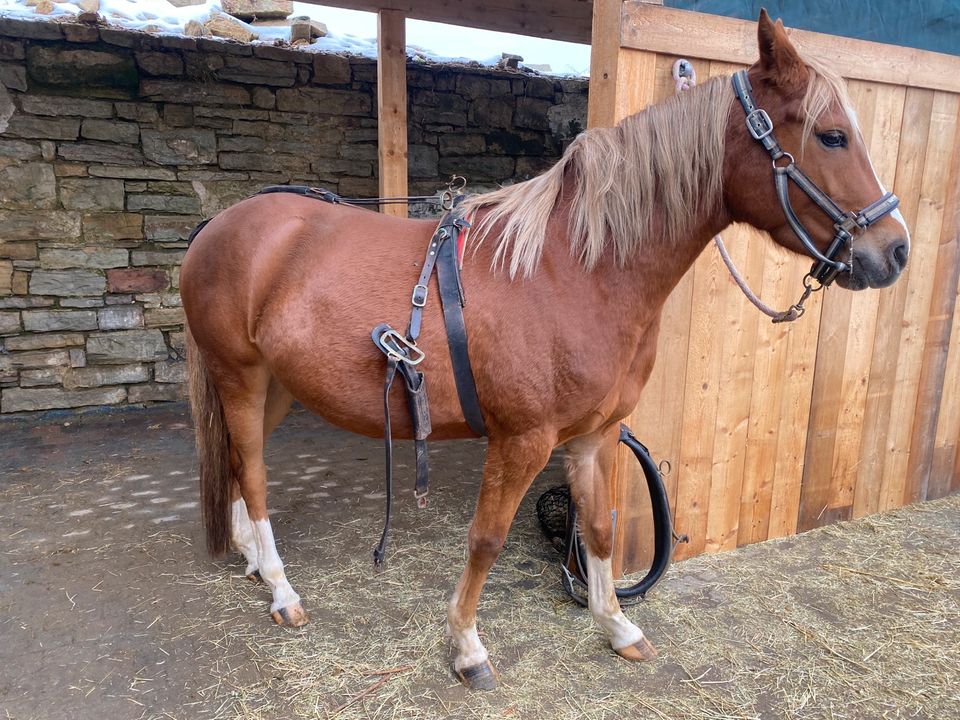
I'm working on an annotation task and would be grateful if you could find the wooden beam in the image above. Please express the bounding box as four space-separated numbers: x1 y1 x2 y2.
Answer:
619 1 960 94
299 0 593 44
585 0 621 128
377 9 407 218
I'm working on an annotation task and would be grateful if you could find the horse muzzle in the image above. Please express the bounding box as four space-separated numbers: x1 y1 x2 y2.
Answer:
834 237 909 290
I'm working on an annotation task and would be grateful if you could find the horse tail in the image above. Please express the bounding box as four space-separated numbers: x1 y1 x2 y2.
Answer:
186 324 232 557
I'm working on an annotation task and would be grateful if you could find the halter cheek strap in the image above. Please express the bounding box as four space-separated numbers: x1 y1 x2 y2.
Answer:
731 70 900 286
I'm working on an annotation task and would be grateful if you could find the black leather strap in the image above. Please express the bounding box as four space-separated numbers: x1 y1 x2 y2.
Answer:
372 357 399 569
407 228 445 342
436 222 487 437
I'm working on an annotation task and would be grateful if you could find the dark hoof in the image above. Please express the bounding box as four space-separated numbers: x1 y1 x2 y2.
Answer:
454 659 499 691
246 569 263 584
615 636 658 662
271 602 309 628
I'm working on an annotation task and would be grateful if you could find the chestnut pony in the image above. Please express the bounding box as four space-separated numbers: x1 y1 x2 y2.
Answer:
182 12 909 689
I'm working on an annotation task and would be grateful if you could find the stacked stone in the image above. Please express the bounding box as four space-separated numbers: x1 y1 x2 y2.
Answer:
0 16 588 413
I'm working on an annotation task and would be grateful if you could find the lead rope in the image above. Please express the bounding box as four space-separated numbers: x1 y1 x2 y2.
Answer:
673 59 818 324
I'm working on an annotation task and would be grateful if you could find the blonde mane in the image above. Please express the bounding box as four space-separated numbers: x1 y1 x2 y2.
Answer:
463 60 852 279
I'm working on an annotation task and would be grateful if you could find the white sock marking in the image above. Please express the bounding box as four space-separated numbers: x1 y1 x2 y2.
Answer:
447 589 489 671
251 518 300 612
230 499 259 577
585 551 645 650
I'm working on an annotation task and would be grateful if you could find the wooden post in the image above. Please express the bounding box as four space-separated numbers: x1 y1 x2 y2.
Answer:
377 9 407 217
586 0 621 128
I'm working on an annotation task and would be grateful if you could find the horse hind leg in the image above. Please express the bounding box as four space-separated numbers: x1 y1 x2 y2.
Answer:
566 426 657 661
229 378 294 584
448 430 554 690
219 368 306 627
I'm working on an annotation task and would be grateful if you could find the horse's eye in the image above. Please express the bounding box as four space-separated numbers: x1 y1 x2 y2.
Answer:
818 130 847 148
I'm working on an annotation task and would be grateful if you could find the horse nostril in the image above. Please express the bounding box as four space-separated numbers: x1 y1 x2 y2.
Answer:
891 241 909 270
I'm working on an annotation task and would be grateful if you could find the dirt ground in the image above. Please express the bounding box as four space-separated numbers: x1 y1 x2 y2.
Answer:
1 404 958 720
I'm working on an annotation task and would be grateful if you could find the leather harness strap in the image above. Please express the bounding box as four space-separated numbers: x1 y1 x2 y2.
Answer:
248 185 486 567
435 221 487 437
370 200 486 566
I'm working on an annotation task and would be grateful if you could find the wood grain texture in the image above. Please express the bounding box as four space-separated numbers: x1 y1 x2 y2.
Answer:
926 99 960 501
619 2 960 93
826 83 903 514
877 91 958 512
377 9 408 218
587 0 623 129
605 1 960 571
673 237 726 558
902 94 960 504
301 0 594 43
737 244 806 543
853 88 935 519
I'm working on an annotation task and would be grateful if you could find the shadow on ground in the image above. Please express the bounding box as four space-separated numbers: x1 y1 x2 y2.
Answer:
1 404 957 720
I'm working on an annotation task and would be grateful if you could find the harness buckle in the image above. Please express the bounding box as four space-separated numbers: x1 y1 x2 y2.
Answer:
745 108 774 141
376 327 425 366
411 283 429 308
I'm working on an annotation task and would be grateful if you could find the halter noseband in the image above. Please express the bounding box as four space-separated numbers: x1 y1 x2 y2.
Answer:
731 70 900 286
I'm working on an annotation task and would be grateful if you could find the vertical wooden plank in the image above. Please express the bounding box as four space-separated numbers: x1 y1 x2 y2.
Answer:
586 0 623 128
877 91 959 512
737 243 805 544
923 97 960 501
671 235 726 559
611 48 658 124
767 261 823 539
796 80 902 531
853 87 935 518
704 224 763 552
827 83 904 514
609 48 671 576
905 93 960 503
377 9 407 218
796 274 855 530
702 61 761 554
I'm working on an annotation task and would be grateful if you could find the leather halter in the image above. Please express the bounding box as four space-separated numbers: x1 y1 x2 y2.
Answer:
731 70 900 286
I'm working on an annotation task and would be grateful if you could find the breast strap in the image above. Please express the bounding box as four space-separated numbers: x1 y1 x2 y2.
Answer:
367 200 486 568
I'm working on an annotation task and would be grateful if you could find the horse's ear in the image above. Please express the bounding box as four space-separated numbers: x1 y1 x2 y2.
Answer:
757 9 807 88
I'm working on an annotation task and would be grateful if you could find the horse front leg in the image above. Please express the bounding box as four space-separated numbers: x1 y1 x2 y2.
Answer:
566 425 658 661
448 430 554 690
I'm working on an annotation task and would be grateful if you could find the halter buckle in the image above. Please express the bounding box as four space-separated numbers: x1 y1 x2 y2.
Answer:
411 283 429 308
745 108 774 141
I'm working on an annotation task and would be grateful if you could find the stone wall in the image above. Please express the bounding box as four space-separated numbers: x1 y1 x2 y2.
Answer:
0 16 588 414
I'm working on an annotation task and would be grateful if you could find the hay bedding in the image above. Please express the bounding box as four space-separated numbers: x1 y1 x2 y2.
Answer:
190 489 960 720
1 408 956 720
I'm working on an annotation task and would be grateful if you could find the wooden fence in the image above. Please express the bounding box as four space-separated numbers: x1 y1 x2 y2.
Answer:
587 2 960 572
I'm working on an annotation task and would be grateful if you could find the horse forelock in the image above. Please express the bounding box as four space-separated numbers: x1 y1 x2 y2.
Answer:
799 58 855 154
461 76 732 279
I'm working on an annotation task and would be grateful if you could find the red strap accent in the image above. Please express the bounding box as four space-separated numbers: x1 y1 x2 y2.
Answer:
456 212 473 269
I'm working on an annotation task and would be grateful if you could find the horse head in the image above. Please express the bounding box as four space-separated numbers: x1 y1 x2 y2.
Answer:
724 10 910 290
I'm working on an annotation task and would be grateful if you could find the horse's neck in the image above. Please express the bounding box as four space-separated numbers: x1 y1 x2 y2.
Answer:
546 181 729 321
627 213 729 308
